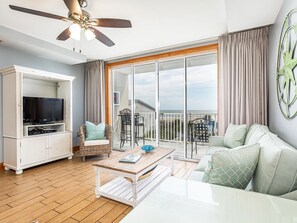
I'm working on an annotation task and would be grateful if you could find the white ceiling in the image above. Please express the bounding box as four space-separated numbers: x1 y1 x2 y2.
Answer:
0 0 284 64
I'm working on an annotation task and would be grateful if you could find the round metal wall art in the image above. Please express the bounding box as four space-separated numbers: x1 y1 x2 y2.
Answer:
277 9 297 119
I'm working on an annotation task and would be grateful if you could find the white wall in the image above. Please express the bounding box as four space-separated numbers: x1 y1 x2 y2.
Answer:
269 0 297 147
0 45 85 162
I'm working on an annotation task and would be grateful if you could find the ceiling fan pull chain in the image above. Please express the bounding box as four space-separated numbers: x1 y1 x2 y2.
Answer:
79 30 82 53
73 39 75 52
79 40 82 53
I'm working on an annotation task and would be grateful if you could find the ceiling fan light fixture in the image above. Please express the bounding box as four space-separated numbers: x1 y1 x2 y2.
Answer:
69 23 81 40
79 0 88 8
9 3 132 47
85 28 95 40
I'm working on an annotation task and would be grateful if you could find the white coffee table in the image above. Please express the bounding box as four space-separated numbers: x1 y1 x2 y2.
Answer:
92 147 175 207
121 177 297 223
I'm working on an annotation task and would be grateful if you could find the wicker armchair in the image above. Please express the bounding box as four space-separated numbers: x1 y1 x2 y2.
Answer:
79 124 112 162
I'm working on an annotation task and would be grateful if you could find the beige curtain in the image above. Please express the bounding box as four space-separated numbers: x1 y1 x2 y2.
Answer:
84 60 105 123
218 27 268 135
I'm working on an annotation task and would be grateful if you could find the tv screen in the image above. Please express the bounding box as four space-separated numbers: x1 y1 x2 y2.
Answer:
23 97 64 124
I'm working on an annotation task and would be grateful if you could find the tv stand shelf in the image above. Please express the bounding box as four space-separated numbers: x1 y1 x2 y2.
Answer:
23 123 66 137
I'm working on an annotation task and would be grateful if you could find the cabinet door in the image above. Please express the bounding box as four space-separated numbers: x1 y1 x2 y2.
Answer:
3 72 22 138
21 137 47 166
48 133 71 159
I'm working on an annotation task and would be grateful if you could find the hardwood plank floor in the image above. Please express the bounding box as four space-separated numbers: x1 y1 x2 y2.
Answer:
0 151 197 223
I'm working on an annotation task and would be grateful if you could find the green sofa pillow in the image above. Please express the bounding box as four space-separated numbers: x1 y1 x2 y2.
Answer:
245 124 269 145
85 121 106 140
202 144 260 189
224 124 247 148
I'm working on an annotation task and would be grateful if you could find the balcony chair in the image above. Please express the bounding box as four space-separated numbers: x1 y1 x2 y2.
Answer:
79 124 112 162
188 118 212 158
118 108 145 148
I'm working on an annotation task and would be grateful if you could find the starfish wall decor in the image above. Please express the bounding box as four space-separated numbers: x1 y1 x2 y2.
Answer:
277 9 297 119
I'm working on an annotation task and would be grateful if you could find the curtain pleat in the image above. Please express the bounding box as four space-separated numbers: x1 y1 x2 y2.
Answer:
218 27 268 135
84 60 105 123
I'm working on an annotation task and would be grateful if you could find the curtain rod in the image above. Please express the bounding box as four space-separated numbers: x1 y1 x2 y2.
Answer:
221 25 270 37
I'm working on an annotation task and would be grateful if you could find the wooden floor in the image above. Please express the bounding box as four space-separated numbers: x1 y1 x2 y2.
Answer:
0 152 197 223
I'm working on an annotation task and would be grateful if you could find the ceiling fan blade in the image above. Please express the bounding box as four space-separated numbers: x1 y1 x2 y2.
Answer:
92 18 132 28
9 5 67 20
57 27 71 41
63 0 82 16
89 27 115 47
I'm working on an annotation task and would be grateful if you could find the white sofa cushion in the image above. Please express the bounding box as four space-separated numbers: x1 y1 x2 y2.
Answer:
84 139 109 146
188 171 204 182
206 146 228 155
245 124 269 145
253 133 297 195
209 136 225 146
281 190 297 201
195 155 212 172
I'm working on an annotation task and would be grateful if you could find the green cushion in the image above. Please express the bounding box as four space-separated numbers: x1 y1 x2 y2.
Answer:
202 144 260 189
85 121 106 140
224 124 247 148
253 133 297 195
245 124 269 145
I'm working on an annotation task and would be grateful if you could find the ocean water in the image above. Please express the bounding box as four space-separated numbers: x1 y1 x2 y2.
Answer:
160 110 217 114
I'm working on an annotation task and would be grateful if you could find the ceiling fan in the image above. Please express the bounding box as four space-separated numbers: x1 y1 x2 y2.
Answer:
9 0 132 47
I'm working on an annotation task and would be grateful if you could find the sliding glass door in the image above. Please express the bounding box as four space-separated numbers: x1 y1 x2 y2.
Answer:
112 67 133 150
111 53 218 160
186 54 217 159
134 64 156 147
159 59 185 156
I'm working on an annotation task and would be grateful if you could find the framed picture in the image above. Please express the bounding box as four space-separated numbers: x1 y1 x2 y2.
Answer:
114 91 120 105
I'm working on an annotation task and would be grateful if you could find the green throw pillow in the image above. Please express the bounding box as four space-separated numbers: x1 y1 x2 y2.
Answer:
85 121 106 141
224 123 247 148
202 144 260 189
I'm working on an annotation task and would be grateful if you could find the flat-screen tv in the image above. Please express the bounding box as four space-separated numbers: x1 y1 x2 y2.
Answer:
23 97 64 124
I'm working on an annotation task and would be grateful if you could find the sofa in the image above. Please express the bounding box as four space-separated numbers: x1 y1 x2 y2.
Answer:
189 124 297 201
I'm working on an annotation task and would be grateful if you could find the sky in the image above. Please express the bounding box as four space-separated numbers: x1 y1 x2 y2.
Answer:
132 64 217 112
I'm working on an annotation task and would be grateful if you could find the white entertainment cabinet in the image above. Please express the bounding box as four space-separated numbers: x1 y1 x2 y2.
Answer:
1 65 75 174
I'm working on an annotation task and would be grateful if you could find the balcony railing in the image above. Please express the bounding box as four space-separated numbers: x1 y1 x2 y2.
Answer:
139 112 218 143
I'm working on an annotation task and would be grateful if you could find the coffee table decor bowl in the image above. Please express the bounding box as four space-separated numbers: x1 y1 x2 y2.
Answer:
141 145 155 153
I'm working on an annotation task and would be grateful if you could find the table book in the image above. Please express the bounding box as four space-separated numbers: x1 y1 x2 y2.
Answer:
119 153 142 163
